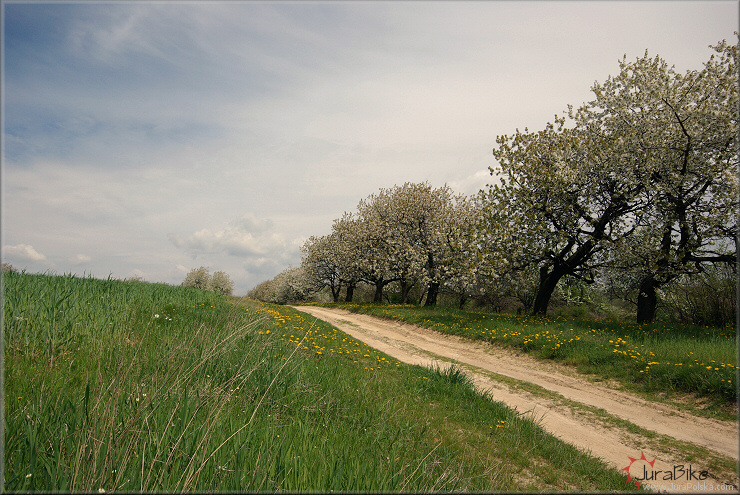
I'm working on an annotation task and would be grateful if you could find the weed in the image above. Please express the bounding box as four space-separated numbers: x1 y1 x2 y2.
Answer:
4 272 637 491
316 302 738 405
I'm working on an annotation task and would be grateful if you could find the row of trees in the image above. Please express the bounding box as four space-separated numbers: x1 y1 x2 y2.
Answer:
259 38 738 323
248 266 312 305
301 182 479 307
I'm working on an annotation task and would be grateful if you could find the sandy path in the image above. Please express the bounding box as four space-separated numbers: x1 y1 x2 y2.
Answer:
290 305 738 493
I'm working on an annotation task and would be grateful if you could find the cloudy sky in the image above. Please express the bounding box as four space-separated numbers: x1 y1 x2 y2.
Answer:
2 1 736 295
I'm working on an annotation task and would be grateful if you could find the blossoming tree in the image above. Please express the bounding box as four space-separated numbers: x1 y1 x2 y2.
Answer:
577 39 738 322
481 38 738 320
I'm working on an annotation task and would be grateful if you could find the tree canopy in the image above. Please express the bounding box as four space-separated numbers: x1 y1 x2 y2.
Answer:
479 38 737 320
271 37 739 323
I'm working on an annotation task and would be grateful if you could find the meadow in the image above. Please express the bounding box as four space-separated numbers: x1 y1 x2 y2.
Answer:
2 271 638 492
313 302 738 414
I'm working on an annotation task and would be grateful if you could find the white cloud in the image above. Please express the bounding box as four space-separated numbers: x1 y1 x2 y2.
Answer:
69 253 92 264
229 213 274 235
3 244 49 263
169 214 299 262
3 1 736 295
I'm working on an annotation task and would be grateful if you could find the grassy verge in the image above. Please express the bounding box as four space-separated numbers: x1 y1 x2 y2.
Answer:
4 272 637 491
308 302 738 414
451 361 738 484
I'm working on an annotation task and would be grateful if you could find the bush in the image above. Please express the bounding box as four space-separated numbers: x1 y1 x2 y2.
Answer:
2 263 18 273
210 270 234 296
182 267 234 296
182 266 211 290
247 266 313 304
247 279 276 302
660 265 736 327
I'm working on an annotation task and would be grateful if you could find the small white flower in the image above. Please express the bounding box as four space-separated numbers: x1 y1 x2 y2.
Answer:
154 314 160 318
98 488 106 493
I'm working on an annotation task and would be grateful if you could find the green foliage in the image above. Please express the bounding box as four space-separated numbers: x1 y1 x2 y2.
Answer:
659 266 737 327
4 272 635 491
3 271 218 360
321 302 737 406
2 262 17 273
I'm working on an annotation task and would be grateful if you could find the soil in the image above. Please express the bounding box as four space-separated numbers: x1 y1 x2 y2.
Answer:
290 305 739 494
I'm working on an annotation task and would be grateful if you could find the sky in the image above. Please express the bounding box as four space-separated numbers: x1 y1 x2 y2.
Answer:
2 1 737 295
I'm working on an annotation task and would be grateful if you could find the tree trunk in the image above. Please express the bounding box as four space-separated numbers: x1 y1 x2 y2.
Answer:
636 277 659 323
399 279 413 304
344 283 355 302
331 283 341 303
373 281 385 303
532 265 564 315
458 293 467 310
424 252 439 307
424 281 439 307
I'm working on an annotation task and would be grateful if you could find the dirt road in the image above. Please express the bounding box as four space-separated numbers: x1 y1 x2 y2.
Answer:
291 305 738 493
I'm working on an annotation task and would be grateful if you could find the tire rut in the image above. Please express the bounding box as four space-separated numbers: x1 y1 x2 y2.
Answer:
291 306 739 493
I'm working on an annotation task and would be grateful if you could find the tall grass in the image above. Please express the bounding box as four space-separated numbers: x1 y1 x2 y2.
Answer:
4 272 636 491
318 302 738 406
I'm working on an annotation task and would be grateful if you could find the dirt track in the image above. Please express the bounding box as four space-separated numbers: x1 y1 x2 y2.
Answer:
290 305 739 493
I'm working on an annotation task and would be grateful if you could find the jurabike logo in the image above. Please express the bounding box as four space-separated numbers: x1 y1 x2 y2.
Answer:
621 452 709 488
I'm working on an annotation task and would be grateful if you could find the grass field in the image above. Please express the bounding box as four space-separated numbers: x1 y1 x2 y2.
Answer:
312 302 738 413
3 271 638 491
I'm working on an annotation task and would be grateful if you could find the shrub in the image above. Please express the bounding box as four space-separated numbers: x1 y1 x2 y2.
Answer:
210 270 234 296
2 262 18 273
247 266 313 304
247 279 275 302
182 266 211 290
182 267 234 295
660 265 736 327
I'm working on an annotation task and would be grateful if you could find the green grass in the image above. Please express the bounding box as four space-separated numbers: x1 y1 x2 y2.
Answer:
311 302 738 409
4 272 638 491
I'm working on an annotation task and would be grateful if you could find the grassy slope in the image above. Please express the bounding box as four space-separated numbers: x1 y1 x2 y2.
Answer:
4 272 636 492
311 302 738 414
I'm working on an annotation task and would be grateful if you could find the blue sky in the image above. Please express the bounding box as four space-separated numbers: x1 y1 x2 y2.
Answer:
2 1 737 295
